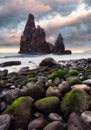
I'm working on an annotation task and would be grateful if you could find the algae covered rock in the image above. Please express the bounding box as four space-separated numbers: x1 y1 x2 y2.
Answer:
48 69 67 79
68 77 82 85
34 96 60 114
2 96 33 129
68 69 79 76
60 88 89 118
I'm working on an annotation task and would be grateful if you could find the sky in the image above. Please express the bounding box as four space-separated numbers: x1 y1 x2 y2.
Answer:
0 0 91 53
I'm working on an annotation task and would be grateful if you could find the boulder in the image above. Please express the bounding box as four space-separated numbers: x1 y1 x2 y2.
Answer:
39 57 57 67
20 84 45 101
49 113 63 121
58 81 70 94
68 112 91 130
0 61 21 67
4 88 20 104
34 96 60 114
28 117 47 130
43 121 64 130
71 84 90 92
0 114 11 130
2 96 33 129
46 86 61 98
81 111 91 125
60 88 89 119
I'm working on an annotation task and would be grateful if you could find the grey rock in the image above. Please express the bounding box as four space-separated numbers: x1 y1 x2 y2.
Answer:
28 117 47 130
58 81 70 94
4 88 20 104
82 79 91 85
49 113 63 121
68 112 91 130
39 58 57 67
81 111 91 125
46 86 61 98
0 61 21 67
0 114 11 130
71 84 90 92
43 121 64 130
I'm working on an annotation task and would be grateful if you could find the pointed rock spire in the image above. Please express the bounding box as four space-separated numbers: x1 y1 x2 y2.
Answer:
19 14 53 54
53 33 65 54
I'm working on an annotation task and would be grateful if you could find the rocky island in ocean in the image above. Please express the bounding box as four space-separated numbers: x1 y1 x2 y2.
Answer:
19 14 72 55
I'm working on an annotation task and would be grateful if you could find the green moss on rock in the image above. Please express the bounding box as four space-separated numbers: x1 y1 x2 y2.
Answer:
34 96 60 114
2 96 33 129
68 77 82 85
68 69 79 76
48 69 67 79
60 88 89 118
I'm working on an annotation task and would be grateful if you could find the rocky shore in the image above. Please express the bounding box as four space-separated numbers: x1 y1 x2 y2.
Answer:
0 57 91 130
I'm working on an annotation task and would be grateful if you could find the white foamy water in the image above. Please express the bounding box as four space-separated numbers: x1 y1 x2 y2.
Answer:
0 53 91 72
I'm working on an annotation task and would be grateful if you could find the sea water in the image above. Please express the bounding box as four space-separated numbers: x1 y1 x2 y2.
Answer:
0 53 91 72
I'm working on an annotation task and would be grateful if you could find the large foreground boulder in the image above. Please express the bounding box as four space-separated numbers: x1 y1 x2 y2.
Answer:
68 113 91 130
60 88 89 118
2 96 33 129
34 96 60 114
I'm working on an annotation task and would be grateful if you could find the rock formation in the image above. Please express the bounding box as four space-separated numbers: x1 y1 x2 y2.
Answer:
19 13 71 55
19 14 53 54
53 34 72 54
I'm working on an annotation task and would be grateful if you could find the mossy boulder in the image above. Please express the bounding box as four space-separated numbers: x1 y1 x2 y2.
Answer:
34 96 60 114
68 77 82 85
47 69 67 79
2 96 33 129
60 89 89 119
54 77 61 85
14 77 27 87
83 68 91 79
68 69 79 76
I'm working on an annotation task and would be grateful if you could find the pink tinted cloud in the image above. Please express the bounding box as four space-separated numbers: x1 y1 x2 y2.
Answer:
80 34 91 40
37 1 91 36
1 37 20 45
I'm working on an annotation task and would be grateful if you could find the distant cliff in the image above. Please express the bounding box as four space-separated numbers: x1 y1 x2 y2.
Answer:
19 14 72 55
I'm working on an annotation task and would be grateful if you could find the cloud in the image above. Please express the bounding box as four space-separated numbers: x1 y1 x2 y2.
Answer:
37 1 91 34
0 0 91 53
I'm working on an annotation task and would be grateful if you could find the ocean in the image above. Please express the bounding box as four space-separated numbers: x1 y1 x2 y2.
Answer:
0 53 91 72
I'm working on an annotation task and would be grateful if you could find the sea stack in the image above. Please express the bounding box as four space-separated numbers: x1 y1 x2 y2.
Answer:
53 34 72 54
19 13 71 55
53 34 65 54
19 14 53 54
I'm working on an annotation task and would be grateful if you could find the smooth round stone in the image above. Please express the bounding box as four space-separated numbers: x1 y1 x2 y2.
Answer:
81 111 91 125
82 79 91 85
0 101 7 112
71 84 90 91
0 114 11 130
34 112 44 118
37 76 47 83
49 113 63 121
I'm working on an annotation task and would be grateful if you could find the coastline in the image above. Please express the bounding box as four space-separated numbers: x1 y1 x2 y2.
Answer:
0 57 91 129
